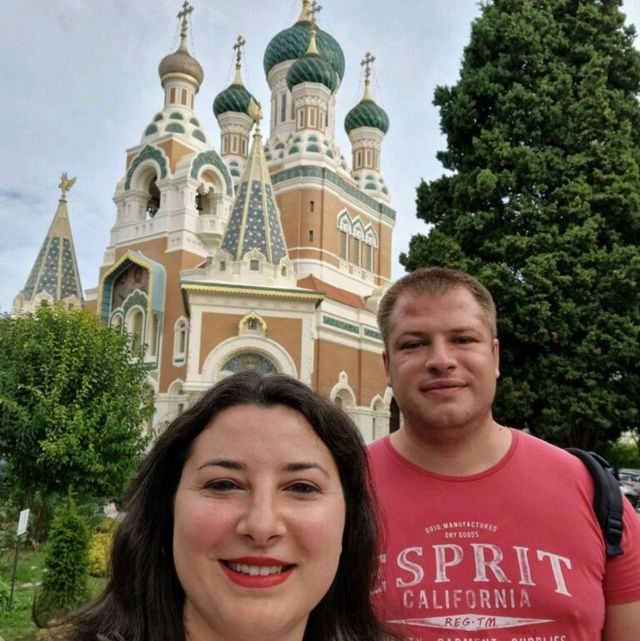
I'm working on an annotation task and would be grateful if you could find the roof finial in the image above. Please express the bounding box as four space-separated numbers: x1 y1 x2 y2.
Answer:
361 51 375 101
299 0 312 21
233 35 246 85
248 97 263 132
58 172 76 201
309 1 322 23
177 1 194 51
304 2 322 56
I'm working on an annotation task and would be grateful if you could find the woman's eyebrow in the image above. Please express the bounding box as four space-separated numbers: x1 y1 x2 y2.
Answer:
197 459 245 471
284 462 330 478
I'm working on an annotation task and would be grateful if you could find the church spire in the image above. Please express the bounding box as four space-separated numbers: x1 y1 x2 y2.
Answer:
220 106 288 265
13 173 84 314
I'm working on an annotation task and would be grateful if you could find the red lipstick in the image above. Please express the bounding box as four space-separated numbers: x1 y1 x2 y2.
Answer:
220 556 295 588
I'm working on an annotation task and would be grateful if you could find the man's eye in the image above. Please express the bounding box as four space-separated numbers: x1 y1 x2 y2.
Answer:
286 482 319 495
400 341 421 350
454 336 476 344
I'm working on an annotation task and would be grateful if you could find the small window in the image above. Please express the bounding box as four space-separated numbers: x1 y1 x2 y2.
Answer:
181 88 187 106
339 230 348 260
352 237 361 267
170 87 176 103
128 309 144 353
220 260 226 272
149 313 160 357
250 259 260 271
356 150 362 168
309 200 315 213
174 319 188 363
365 244 373 272
298 109 305 129
309 230 314 242
280 93 287 123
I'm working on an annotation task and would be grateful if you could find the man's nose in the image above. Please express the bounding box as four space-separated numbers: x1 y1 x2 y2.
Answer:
425 338 456 371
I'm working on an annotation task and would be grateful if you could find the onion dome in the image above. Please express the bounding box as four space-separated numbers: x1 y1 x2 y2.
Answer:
263 1 344 81
345 53 389 134
159 48 204 87
213 83 254 117
345 99 389 134
158 3 204 88
213 39 256 118
286 27 337 93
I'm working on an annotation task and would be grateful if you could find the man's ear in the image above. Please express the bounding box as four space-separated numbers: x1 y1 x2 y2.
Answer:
493 338 500 379
382 350 391 386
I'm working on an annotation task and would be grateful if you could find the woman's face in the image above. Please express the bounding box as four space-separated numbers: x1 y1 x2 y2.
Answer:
173 403 346 641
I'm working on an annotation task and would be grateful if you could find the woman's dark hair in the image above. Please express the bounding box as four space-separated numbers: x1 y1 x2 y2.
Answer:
57 370 388 641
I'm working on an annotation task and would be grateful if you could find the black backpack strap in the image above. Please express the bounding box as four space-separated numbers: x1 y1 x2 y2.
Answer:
567 448 624 557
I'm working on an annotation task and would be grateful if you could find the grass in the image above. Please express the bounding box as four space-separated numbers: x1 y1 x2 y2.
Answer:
0 547 105 641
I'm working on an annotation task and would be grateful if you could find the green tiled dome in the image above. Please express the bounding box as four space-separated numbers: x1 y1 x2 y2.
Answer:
287 54 337 92
264 21 344 81
213 83 255 118
345 99 390 134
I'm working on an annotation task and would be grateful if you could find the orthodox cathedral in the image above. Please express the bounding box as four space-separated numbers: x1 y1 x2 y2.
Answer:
14 0 396 440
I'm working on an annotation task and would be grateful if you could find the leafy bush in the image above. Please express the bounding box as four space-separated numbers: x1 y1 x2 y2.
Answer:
0 575 9 610
34 495 90 624
88 519 116 577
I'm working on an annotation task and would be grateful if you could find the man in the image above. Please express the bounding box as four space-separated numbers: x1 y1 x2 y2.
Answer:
369 266 640 641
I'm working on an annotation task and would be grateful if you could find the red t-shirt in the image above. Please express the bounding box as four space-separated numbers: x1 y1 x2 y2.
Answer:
369 429 640 641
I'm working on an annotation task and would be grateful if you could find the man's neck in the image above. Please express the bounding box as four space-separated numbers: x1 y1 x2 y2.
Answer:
390 418 512 476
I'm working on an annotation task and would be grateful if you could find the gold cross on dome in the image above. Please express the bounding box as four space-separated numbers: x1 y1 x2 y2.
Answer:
361 51 376 82
309 1 322 25
59 172 76 199
233 35 246 66
177 1 193 40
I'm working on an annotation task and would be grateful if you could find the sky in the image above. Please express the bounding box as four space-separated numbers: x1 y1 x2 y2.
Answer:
1 0 639 312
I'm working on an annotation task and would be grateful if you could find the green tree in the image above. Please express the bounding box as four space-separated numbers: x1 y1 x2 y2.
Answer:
403 0 640 448
0 304 153 534
35 494 90 623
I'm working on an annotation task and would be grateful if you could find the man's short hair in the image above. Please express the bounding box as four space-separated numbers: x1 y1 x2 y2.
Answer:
377 266 498 346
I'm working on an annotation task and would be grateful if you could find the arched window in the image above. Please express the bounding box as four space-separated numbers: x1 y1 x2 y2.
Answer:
174 318 188 364
111 313 124 331
126 308 145 353
148 313 160 358
222 352 278 375
146 176 160 218
339 230 348 260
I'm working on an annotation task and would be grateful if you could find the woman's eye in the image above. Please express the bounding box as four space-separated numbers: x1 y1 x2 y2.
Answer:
286 482 319 495
205 479 240 492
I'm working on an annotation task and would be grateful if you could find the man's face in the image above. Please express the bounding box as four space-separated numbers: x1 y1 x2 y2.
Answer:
383 288 500 439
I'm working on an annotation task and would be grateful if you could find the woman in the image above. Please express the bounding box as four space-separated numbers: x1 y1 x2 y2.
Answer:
55 370 390 641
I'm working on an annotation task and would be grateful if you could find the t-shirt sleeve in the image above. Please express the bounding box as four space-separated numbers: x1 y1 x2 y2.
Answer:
603 497 640 604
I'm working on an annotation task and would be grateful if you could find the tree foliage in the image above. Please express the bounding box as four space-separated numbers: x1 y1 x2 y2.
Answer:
0 305 153 512
36 494 90 622
403 0 640 448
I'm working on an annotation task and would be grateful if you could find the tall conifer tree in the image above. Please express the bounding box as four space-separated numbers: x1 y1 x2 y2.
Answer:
403 0 640 447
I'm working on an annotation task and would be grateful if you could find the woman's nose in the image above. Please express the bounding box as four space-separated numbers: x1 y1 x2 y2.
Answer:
235 491 286 544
